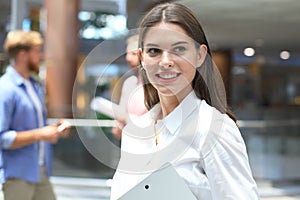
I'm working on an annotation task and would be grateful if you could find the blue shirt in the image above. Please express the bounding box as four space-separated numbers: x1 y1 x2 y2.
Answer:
0 153 3 184
0 66 52 183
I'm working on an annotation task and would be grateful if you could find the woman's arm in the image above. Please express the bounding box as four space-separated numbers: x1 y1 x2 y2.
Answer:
203 115 260 199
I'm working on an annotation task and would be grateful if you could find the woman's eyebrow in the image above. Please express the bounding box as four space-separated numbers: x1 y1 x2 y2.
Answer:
172 41 188 46
144 43 160 47
144 41 188 47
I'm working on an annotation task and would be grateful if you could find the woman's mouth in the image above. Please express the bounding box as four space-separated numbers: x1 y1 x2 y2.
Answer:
156 73 180 80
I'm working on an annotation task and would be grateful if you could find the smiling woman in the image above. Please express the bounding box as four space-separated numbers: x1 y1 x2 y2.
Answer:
110 2 260 200
139 22 207 107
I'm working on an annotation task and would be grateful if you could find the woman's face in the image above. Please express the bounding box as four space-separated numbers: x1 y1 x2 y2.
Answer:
139 22 207 99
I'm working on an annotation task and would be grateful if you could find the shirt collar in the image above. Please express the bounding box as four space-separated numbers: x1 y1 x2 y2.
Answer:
6 66 26 86
6 66 37 87
149 91 201 135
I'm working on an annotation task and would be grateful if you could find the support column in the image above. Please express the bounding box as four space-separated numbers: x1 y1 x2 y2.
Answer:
11 0 25 30
127 0 165 29
126 0 149 29
212 49 233 105
44 0 79 117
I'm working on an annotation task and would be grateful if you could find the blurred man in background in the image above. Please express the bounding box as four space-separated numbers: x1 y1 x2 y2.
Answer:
0 30 70 200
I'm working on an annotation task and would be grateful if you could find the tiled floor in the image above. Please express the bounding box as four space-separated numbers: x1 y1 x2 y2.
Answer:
51 177 300 200
1 177 300 200
262 197 300 200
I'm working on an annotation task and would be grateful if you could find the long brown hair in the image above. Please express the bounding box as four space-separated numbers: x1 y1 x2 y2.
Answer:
138 2 236 122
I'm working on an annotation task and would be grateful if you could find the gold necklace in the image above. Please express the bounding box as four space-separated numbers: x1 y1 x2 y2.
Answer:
154 121 162 145
154 111 163 145
154 122 160 146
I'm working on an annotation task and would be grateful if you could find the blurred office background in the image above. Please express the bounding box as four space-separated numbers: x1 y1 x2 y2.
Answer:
0 0 300 198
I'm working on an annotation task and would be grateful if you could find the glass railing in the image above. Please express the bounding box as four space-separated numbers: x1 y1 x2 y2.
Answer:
49 117 300 182
238 118 300 181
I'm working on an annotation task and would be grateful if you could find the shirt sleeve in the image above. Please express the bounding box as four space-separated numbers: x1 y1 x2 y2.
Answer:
0 87 17 149
0 131 17 149
202 115 260 200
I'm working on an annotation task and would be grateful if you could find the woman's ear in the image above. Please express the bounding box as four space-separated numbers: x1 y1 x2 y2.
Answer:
138 48 143 64
196 44 208 68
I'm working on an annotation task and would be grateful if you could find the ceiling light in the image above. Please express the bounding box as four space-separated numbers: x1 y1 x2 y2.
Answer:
243 47 255 57
280 50 290 60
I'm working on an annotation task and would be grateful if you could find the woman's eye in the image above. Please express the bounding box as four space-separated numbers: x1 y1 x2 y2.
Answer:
147 48 161 56
173 46 186 53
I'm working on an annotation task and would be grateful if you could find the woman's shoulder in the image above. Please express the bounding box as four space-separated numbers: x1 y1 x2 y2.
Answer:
122 111 154 138
198 100 244 157
123 75 138 87
199 100 237 130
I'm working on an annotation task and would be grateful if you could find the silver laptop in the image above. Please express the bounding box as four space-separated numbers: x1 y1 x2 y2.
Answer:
118 163 197 200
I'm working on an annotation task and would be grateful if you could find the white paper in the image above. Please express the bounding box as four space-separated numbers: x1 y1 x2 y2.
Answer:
90 97 128 121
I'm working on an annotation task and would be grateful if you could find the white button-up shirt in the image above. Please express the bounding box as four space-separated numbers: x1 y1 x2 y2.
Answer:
111 92 259 200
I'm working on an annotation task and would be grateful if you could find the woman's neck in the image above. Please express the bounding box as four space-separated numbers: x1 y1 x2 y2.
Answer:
158 87 192 118
159 96 179 119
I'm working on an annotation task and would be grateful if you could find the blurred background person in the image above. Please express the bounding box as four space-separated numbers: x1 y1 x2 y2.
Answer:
111 34 148 139
0 30 70 200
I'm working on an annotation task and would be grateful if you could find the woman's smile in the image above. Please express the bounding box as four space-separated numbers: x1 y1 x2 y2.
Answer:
140 22 201 98
155 71 181 81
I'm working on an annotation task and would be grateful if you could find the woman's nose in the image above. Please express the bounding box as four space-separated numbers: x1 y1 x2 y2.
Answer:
159 51 174 68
